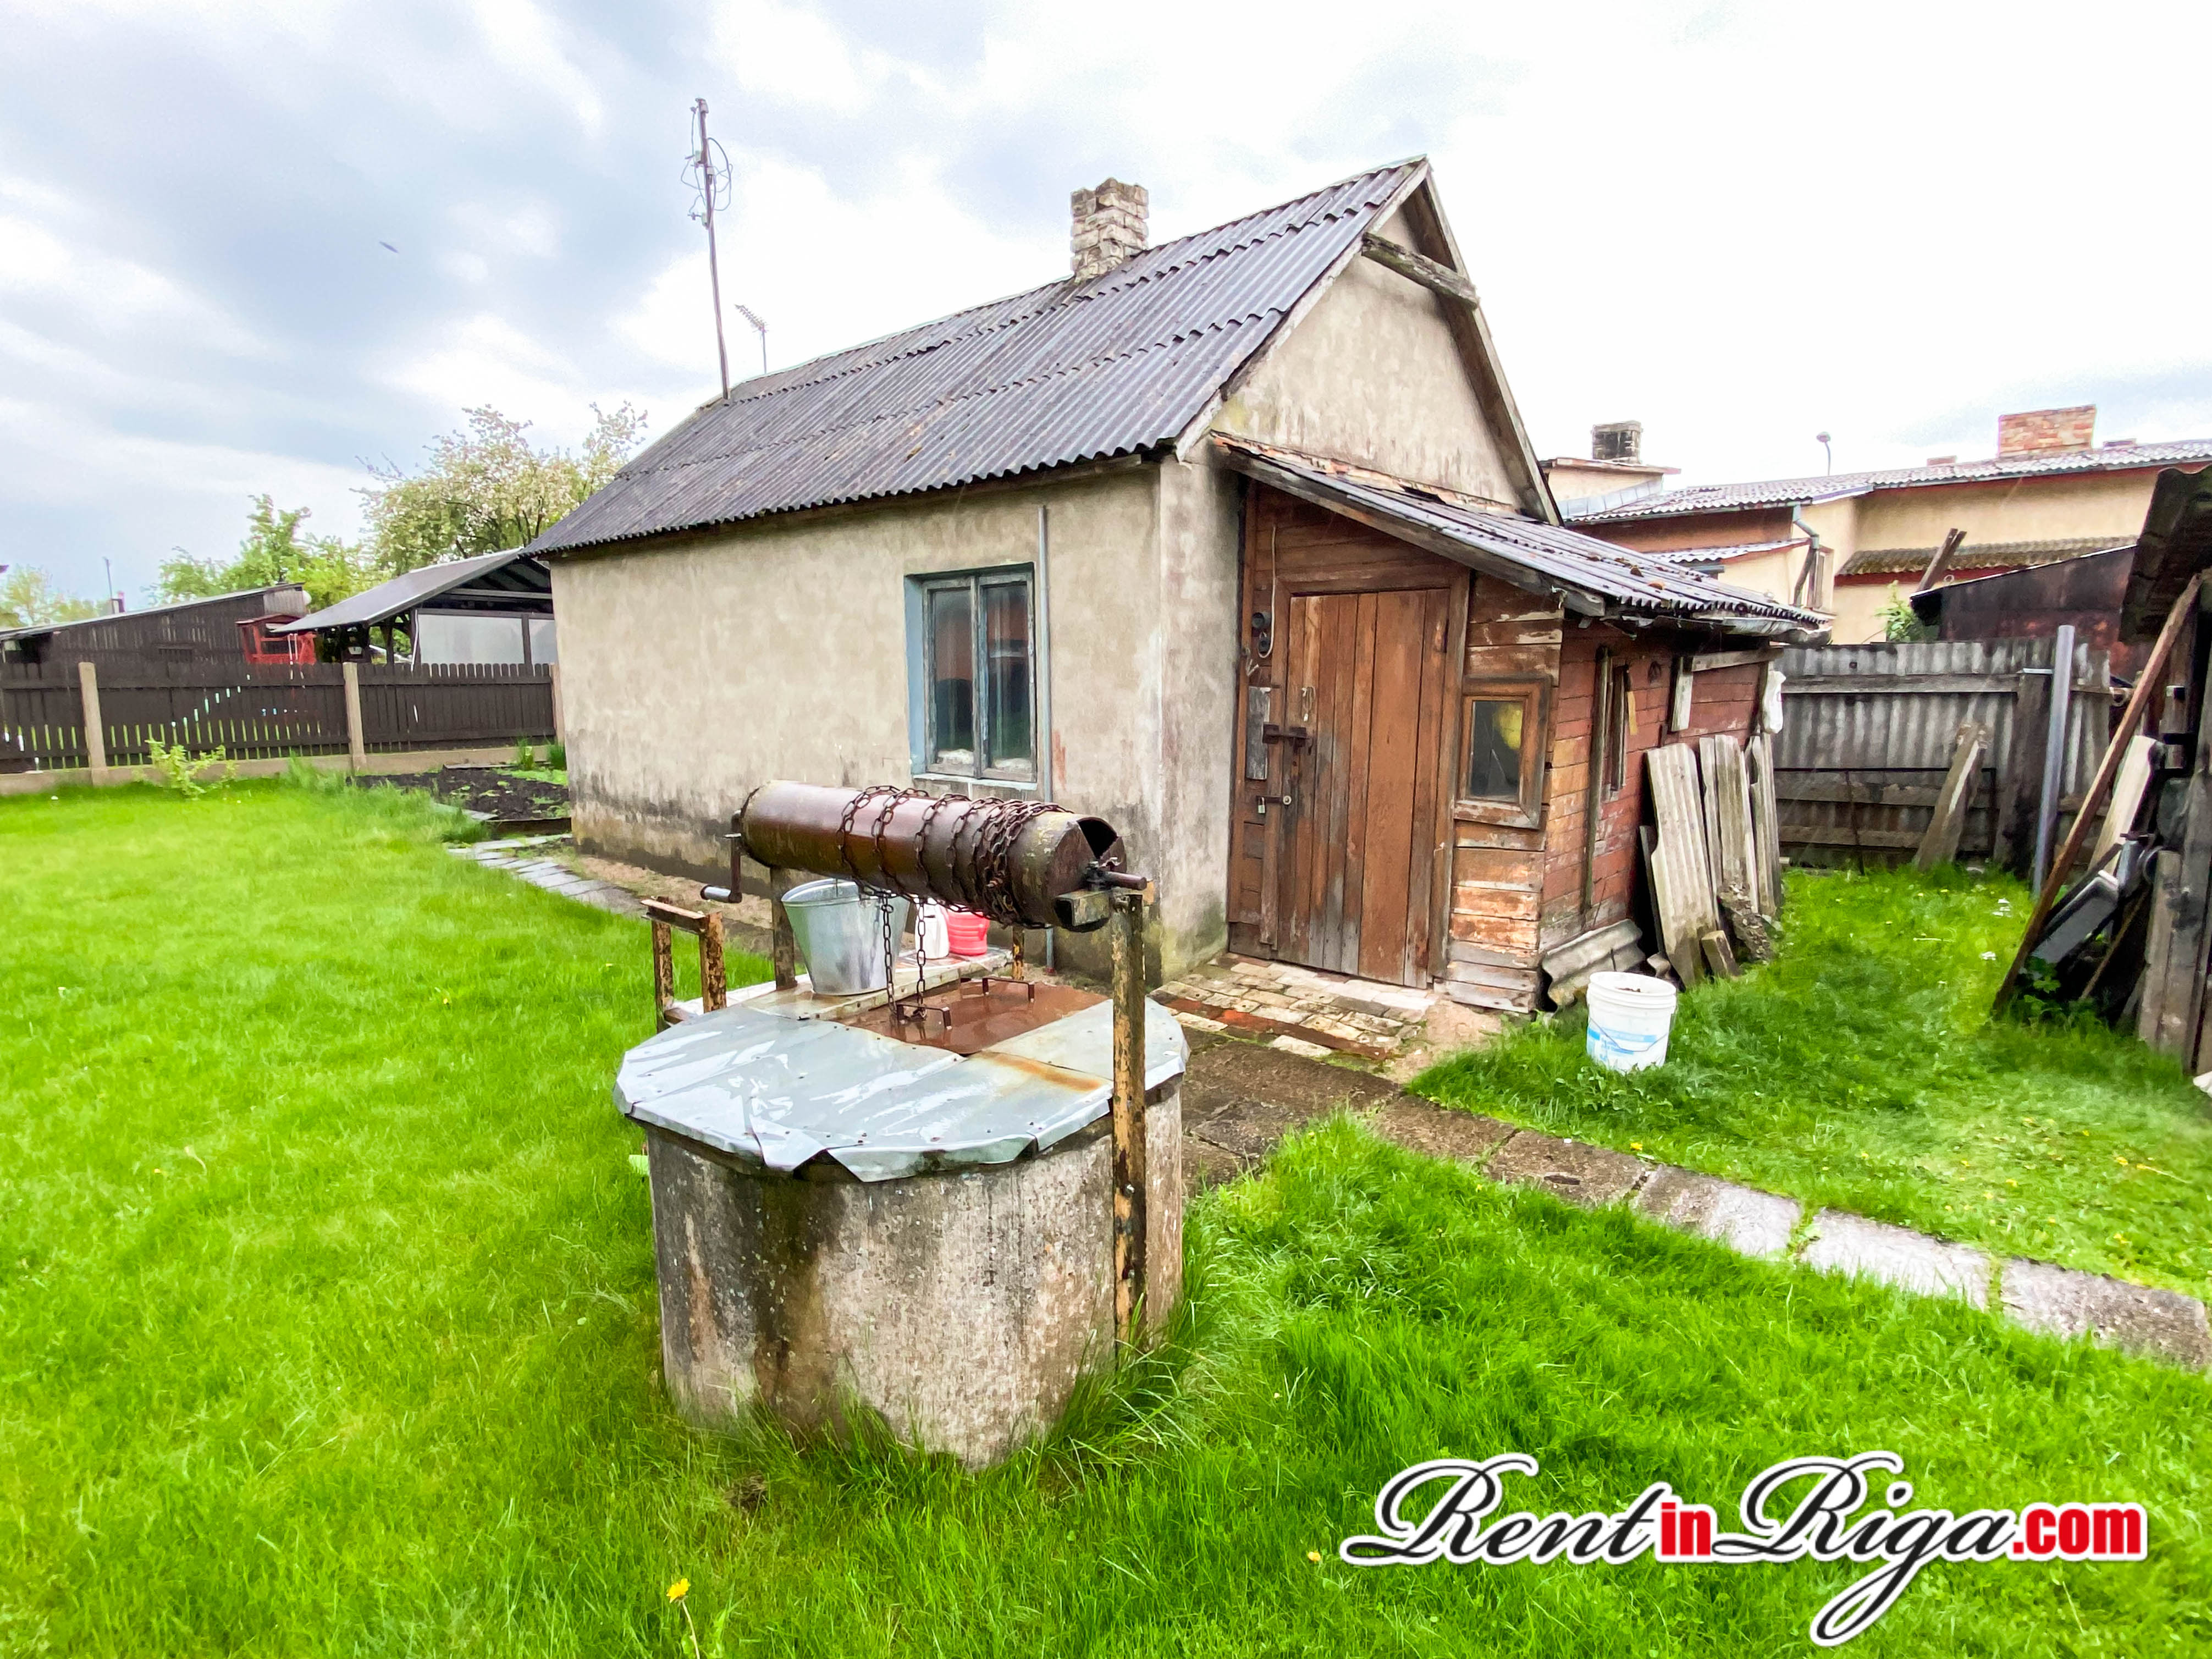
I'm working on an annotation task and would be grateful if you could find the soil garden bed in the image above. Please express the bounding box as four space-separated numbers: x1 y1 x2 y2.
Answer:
376 765 569 830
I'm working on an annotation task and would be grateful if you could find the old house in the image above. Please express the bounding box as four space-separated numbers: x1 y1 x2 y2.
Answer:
535 161 1824 1006
1559 409 2212 644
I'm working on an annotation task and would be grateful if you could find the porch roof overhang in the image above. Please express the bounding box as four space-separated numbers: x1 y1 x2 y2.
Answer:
1213 437 1830 643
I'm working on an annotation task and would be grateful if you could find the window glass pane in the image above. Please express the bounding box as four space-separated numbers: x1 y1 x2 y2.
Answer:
415 613 528 664
928 585 975 770
983 580 1031 772
527 618 558 664
1464 697 1524 800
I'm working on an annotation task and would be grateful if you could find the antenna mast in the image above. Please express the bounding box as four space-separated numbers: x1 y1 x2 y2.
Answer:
691 98 731 403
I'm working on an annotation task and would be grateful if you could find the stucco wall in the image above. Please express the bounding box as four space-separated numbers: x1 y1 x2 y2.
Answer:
552 463 1242 979
1215 210 1518 505
1854 470 2157 550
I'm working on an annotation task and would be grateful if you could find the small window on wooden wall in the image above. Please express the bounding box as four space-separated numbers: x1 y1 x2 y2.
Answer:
1456 679 1547 829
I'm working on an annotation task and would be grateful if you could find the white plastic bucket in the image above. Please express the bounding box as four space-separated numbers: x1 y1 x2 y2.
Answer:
1585 971 1678 1072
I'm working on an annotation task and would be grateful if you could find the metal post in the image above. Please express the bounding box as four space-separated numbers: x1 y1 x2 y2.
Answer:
341 662 366 772
547 662 565 748
1109 884 1150 1341
76 661 106 776
770 866 799 991
1035 504 1056 972
2031 625 2077 894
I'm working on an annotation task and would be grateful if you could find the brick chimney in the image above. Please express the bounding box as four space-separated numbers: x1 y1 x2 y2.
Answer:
1591 420 1643 464
1996 405 2095 458
1071 179 1147 280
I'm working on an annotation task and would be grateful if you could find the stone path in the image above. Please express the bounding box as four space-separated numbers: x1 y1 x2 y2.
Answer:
449 835 643 916
1175 1019 2212 1373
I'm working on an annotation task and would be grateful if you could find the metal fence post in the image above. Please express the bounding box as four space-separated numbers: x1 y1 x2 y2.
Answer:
547 662 565 748
76 662 107 778
2030 625 2077 894
341 663 366 771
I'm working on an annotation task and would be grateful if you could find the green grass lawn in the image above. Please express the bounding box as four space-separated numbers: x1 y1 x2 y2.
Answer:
1416 867 2212 1298
2 785 2207 1656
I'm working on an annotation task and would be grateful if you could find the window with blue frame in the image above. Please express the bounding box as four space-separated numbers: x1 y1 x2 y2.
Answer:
912 568 1034 781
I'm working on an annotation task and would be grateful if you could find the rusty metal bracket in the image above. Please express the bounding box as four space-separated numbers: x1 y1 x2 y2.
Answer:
646 899 727 1029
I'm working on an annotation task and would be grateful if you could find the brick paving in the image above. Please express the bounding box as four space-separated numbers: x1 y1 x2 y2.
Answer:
1158 953 1441 1061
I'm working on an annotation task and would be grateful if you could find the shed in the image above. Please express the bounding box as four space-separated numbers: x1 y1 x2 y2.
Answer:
274 550 554 665
0 585 311 670
1909 545 2145 680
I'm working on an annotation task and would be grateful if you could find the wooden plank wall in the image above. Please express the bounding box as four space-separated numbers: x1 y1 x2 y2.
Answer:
1228 486 1464 972
1444 580 1563 1008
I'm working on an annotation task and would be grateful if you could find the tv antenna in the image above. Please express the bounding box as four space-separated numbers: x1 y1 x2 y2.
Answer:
684 98 733 403
733 304 768 376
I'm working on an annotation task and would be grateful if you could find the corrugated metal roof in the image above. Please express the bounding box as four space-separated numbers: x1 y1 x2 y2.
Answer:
1838 536 2123 579
529 163 1424 555
272 549 550 633
2121 464 2212 639
1216 438 1828 636
1565 439 2212 525
0 584 297 644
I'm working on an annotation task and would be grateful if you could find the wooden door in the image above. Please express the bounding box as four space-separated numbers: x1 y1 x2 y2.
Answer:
1277 587 1454 985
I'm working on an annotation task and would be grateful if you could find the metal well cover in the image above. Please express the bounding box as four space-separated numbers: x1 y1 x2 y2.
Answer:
614 995 1188 1182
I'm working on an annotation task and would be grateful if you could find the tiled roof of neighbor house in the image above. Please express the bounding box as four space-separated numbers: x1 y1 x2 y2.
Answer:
531 163 1426 555
1216 438 1827 637
1563 438 2212 525
1838 536 2126 579
271 549 550 633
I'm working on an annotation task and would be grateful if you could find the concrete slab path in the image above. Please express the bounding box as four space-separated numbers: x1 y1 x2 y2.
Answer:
1173 1016 2212 1374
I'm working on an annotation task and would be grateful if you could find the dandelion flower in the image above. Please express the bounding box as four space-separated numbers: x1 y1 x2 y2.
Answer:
668 1579 689 1602
1630 1142 1642 1151
1307 1551 1322 1564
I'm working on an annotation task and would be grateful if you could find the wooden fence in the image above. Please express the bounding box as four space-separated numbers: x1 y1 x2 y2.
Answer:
1 662 555 772
1772 638 2113 873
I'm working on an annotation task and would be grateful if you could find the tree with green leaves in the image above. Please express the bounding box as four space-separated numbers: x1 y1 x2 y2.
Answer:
359 403 646 576
1878 583 1935 642
156 496 376 613
0 567 102 631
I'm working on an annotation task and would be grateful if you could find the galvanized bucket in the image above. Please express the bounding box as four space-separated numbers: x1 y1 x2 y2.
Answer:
782 878 913 995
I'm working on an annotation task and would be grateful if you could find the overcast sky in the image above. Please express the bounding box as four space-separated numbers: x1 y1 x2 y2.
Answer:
6 0 2209 600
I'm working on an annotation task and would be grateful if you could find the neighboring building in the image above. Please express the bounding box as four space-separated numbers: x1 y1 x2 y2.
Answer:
0 585 311 670
533 161 1823 1004
274 549 556 665
1559 406 2212 644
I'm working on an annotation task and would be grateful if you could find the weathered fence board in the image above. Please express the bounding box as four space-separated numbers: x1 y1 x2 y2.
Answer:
0 661 553 770
358 664 554 752
1774 639 2111 874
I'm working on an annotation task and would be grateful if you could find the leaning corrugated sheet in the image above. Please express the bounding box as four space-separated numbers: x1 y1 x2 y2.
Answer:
1216 438 1827 631
531 164 1421 555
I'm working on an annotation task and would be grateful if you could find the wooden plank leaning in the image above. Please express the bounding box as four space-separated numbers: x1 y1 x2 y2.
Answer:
1913 719 1989 870
1700 734 1768 962
1993 572 2202 1013
1645 744 1720 988
1745 732 1784 919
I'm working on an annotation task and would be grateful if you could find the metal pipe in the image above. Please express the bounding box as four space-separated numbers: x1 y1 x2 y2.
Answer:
737 781 1124 930
2031 624 2078 894
1036 504 1056 972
